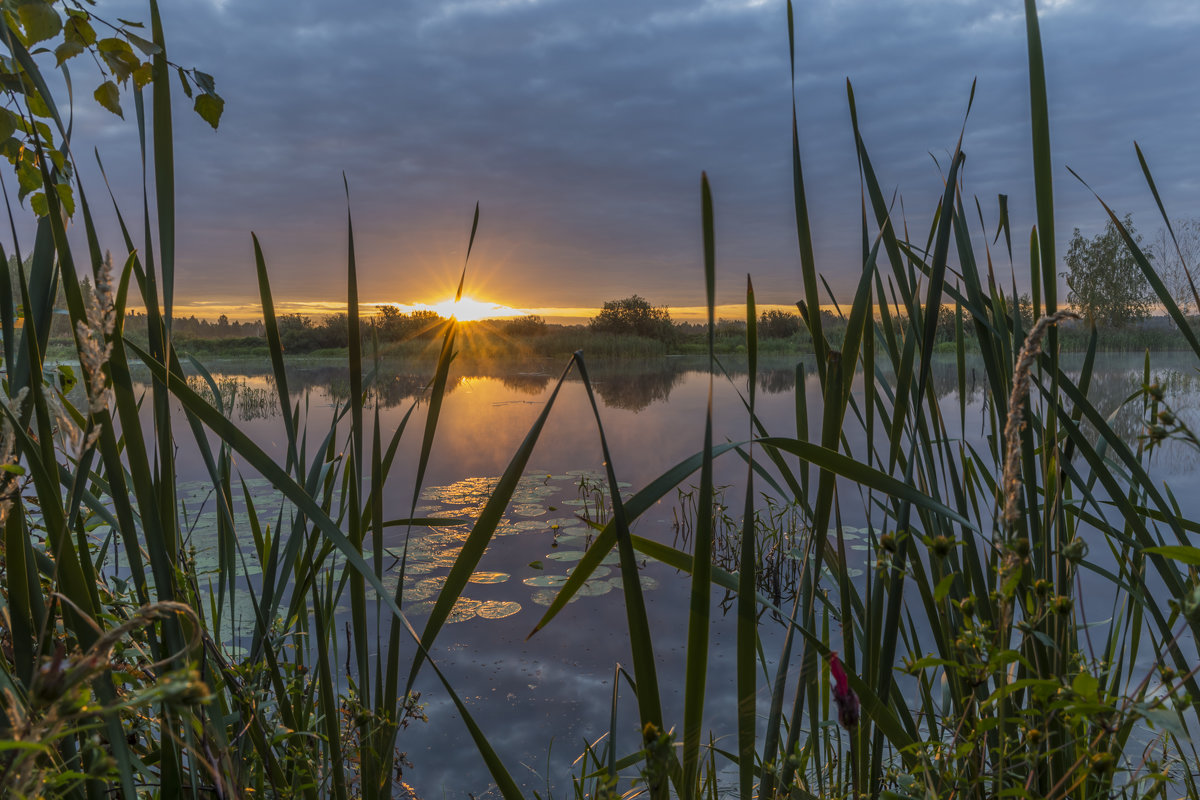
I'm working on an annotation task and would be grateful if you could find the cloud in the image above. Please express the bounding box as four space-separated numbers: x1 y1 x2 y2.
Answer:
44 0 1200 313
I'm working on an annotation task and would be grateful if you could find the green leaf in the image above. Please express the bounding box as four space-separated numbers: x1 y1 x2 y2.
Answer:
54 40 86 67
94 80 123 117
101 51 139 84
63 14 96 46
18 2 62 45
1143 545 1200 566
132 63 153 90
54 182 74 217
934 573 955 603
194 93 223 129
905 655 958 673
193 70 216 95
29 191 47 218
125 32 162 57
57 364 77 393
0 463 26 476
0 109 16 141
1072 672 1099 699
17 161 41 198
25 92 51 119
176 67 193 98
97 36 133 55
1136 704 1190 739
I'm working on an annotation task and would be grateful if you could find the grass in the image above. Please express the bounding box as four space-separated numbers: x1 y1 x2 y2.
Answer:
4 1 1200 799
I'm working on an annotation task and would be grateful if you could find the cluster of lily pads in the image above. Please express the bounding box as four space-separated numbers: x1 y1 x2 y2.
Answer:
168 469 654 632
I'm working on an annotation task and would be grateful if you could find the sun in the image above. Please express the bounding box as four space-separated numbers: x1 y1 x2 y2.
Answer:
424 296 525 322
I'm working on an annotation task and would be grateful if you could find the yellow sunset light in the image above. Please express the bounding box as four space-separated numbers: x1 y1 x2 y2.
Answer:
425 296 525 322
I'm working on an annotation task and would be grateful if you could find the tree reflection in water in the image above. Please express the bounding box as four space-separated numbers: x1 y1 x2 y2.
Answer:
588 360 688 412
164 356 1200 468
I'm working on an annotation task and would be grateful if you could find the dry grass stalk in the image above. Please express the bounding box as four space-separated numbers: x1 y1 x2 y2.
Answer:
1002 310 1080 529
76 253 116 419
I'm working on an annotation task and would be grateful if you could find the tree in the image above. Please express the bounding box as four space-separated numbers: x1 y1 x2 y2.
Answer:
1147 219 1200 319
589 295 674 341
1062 215 1154 327
758 309 800 339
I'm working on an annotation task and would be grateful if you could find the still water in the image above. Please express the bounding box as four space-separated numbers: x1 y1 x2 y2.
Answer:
157 351 1200 797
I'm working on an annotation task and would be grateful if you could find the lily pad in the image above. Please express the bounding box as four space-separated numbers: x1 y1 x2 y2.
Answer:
469 571 510 584
545 550 587 562
512 504 547 518
576 580 613 597
530 588 576 607
609 575 660 592
523 574 568 587
476 601 522 620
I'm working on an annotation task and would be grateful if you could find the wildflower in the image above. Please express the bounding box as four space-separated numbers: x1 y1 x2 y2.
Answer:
827 652 860 730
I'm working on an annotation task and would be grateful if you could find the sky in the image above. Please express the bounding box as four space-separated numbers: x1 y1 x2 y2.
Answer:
45 0 1200 321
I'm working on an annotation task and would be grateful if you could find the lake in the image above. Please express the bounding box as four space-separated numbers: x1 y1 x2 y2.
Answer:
149 350 1200 797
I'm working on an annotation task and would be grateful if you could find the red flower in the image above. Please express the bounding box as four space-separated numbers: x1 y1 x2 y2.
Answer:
828 652 860 730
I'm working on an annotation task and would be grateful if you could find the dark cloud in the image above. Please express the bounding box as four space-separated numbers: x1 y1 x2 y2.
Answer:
55 0 1200 314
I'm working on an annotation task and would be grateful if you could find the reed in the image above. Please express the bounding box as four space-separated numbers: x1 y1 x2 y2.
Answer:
2 1 1199 799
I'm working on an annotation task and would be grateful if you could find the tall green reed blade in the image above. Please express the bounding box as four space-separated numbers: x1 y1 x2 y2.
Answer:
3 506 42 687
9 221 56 394
1024 0 1056 316
682 173 717 791
0 239 12 368
573 351 669 796
148 0 175 327
312 579 349 800
1135 142 1200 317
786 0 827 378
339 178 378 792
736 275 757 800
251 233 301 475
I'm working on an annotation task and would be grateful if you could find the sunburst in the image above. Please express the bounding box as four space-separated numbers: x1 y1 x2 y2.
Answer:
424 296 525 322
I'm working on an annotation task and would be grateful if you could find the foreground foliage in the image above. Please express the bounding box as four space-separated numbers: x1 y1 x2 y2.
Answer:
2 1 1200 799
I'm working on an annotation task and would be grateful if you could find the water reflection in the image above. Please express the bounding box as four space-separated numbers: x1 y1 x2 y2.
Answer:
173 354 1200 429
499 372 553 395
591 360 688 412
758 367 796 395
